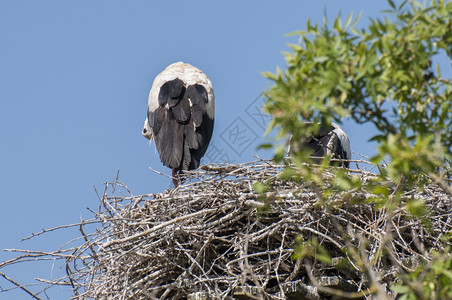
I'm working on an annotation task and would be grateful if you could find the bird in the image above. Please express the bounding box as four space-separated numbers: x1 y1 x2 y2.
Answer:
289 122 351 168
142 62 215 187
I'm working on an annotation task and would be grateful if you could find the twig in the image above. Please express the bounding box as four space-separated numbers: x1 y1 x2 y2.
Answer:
102 208 216 248
21 219 100 241
0 271 42 300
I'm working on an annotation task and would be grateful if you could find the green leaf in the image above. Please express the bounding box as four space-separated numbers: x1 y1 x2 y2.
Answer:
372 186 389 197
352 12 362 27
391 284 411 294
262 71 277 81
253 182 267 194
257 143 273 150
313 56 329 63
406 199 428 217
333 15 341 31
387 0 396 10
279 167 297 180
334 176 353 190
344 12 353 29
316 251 332 264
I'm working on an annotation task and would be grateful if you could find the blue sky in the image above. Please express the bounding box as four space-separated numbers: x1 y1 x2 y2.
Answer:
1 1 450 299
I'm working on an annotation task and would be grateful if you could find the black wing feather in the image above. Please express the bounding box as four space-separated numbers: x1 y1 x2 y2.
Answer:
153 110 184 168
184 119 199 149
149 108 164 136
171 94 191 123
159 79 185 107
152 80 213 172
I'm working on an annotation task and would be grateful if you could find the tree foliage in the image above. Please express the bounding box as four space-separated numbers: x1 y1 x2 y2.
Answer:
264 0 451 168
261 0 452 298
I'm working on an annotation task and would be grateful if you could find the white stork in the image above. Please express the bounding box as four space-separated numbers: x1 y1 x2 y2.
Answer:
289 123 351 168
142 62 215 186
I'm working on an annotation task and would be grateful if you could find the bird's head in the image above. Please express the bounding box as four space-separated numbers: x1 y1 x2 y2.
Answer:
142 118 153 140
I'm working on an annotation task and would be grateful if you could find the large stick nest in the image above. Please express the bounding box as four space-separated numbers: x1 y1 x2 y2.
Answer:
2 159 452 299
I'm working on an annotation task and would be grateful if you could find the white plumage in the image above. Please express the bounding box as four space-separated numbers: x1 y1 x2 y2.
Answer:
330 123 351 162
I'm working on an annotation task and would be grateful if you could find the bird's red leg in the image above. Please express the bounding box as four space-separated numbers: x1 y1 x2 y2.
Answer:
172 168 179 187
